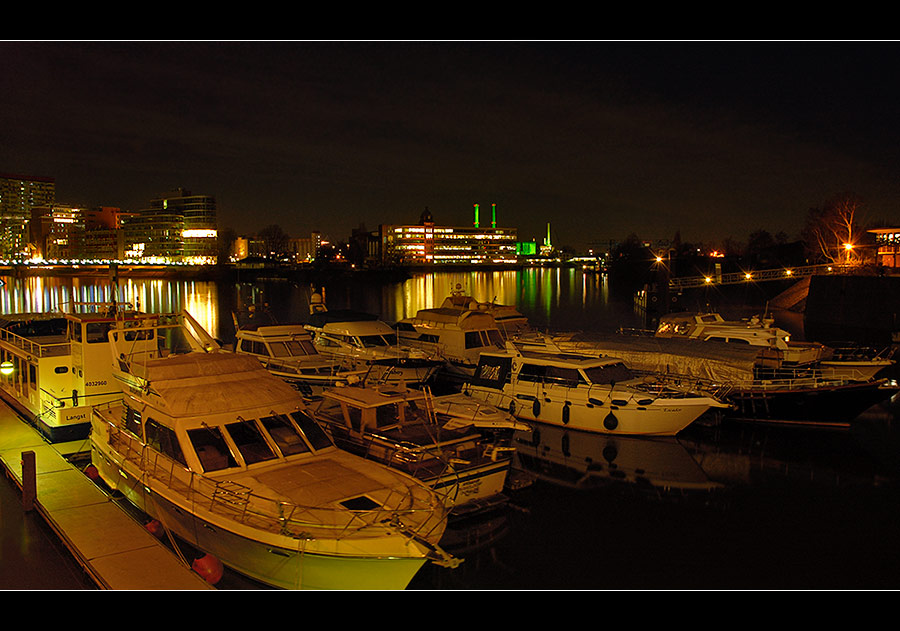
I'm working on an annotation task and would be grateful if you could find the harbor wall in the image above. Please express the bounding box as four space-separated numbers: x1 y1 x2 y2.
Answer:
803 274 900 346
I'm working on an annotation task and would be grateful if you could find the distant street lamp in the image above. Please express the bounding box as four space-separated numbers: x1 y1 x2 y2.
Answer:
843 242 854 265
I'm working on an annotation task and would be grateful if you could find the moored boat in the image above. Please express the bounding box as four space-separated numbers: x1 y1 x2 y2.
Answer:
463 343 727 436
440 284 531 338
234 321 368 397
308 384 520 515
90 310 455 590
551 332 899 429
396 307 506 385
304 292 443 387
654 311 894 380
0 303 157 442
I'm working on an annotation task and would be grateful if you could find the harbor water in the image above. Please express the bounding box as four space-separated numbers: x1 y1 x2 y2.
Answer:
3 267 900 590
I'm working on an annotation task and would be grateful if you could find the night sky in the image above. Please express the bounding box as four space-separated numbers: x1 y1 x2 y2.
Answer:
4 41 900 251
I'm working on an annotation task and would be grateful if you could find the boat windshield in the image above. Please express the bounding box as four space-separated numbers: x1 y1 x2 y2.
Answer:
582 362 634 385
261 414 311 456
358 334 398 347
189 426 239 472
226 419 278 465
289 411 333 450
465 329 505 350
269 339 317 357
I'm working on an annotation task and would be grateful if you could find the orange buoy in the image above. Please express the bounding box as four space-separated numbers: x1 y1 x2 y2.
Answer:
83 464 99 479
145 519 165 539
192 553 224 585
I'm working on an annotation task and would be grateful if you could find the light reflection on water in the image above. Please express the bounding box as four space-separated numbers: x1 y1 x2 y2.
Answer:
0 275 220 343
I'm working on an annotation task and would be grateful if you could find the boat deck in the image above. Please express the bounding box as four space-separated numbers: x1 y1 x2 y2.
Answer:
0 401 213 590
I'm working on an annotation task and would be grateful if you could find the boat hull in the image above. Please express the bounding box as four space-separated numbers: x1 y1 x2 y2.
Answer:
90 441 430 590
465 384 716 436
725 380 898 428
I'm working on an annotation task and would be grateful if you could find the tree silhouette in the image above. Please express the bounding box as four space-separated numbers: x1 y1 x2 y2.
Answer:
802 193 864 265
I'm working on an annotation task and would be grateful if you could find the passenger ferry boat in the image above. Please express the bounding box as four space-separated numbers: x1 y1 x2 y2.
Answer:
0 303 157 442
463 343 727 436
90 310 455 590
308 384 522 515
303 292 442 387
234 321 368 397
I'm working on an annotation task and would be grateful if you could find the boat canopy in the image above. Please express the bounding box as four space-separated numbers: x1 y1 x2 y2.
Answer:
553 333 774 383
126 352 303 417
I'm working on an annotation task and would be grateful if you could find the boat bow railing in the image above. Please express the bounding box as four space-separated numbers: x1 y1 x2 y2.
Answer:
101 418 448 550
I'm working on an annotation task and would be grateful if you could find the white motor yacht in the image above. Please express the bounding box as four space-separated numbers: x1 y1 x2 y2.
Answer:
463 343 727 436
654 311 893 380
90 310 455 590
303 293 442 387
440 285 531 339
234 322 367 397
396 307 506 384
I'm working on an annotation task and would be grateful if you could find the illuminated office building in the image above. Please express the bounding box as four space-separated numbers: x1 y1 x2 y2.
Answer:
29 204 86 260
124 188 218 263
381 206 518 265
0 173 55 258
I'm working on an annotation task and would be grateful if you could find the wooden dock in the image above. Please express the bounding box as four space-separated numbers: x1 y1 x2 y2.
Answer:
0 402 213 590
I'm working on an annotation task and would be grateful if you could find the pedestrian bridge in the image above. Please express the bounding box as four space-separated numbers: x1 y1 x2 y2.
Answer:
668 263 847 289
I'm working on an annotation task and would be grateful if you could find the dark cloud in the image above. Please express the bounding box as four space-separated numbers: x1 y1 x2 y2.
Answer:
3 41 899 250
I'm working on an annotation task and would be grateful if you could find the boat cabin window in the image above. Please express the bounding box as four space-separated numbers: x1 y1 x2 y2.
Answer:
86 321 113 344
463 329 504 349
395 322 417 332
289 411 333 450
517 363 546 383
240 340 268 356
316 335 344 349
544 366 586 387
146 418 187 466
359 334 398 347
188 426 239 472
268 339 317 357
260 414 311 456
226 419 278 465
582 362 634 385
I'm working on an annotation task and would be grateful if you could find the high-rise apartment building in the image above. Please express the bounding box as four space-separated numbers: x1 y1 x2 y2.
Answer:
0 173 55 258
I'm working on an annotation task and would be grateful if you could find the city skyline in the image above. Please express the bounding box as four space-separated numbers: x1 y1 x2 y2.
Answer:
4 41 900 250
